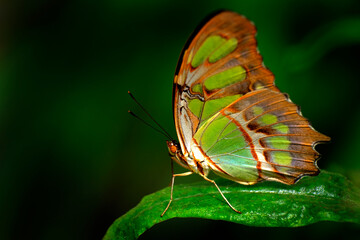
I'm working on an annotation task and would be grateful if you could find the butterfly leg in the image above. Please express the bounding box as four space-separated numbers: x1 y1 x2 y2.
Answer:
161 160 193 217
203 176 242 214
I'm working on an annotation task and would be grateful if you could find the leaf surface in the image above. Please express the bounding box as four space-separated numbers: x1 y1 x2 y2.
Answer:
103 171 360 240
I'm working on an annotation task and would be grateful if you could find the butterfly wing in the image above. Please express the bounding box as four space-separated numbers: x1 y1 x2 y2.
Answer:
173 11 330 184
174 11 278 155
192 89 330 184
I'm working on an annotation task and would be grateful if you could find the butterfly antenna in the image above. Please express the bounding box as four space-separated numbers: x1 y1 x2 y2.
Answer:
128 91 173 140
128 110 171 139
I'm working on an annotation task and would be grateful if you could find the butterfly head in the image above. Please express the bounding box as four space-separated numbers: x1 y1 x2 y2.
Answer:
166 140 180 156
167 140 191 170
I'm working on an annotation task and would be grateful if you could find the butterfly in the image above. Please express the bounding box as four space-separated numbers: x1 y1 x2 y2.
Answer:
162 10 330 216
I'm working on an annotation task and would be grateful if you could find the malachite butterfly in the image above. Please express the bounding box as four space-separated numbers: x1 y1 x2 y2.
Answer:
162 10 330 215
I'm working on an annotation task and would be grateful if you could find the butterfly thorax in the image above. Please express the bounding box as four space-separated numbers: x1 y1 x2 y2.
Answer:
166 140 210 176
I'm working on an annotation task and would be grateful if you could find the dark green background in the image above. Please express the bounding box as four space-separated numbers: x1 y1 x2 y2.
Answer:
1 0 359 239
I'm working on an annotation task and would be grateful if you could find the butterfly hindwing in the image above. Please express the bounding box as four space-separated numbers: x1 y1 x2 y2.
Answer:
193 89 330 184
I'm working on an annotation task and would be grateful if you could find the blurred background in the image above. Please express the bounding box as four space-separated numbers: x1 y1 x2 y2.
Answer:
1 0 359 239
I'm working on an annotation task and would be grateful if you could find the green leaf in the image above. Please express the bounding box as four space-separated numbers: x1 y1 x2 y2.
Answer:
103 171 360 240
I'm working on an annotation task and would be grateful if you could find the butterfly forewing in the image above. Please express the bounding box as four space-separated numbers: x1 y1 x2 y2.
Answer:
173 11 330 185
174 11 276 154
